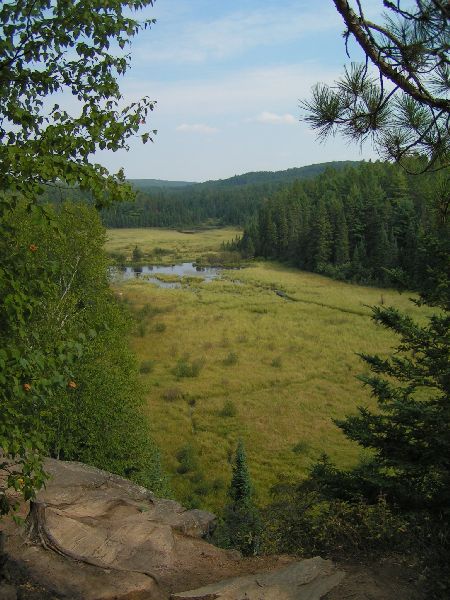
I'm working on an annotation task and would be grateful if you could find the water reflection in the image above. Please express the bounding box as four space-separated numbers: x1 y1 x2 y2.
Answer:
110 262 221 288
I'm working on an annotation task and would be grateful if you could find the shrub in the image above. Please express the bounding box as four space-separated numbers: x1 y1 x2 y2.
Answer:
292 441 310 454
173 357 205 378
108 251 127 264
271 356 282 368
139 360 155 374
176 444 198 474
220 399 237 417
262 486 409 560
162 387 183 401
132 245 144 261
223 352 238 366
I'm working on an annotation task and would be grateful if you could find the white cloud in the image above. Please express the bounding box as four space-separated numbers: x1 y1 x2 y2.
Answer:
133 3 341 65
123 63 341 118
176 123 219 134
251 111 297 125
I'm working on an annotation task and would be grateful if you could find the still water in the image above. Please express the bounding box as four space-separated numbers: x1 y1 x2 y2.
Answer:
111 262 221 288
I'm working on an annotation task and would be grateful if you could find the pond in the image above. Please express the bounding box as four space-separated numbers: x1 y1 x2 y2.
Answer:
110 262 222 288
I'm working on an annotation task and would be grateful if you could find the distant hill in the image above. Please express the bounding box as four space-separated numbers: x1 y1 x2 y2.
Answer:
103 160 366 229
129 161 360 192
129 178 196 191
197 161 359 188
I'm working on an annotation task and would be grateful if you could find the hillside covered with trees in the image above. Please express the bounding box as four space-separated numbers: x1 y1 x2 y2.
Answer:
100 161 358 227
236 159 445 286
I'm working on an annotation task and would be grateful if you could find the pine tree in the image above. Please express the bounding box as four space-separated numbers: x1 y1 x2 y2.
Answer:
221 440 261 556
308 198 332 270
335 273 450 511
302 1 450 170
332 201 350 266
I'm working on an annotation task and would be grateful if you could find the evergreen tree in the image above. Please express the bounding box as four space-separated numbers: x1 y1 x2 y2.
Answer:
302 1 450 169
326 262 447 509
308 198 332 270
221 440 261 556
332 201 350 265
132 245 143 262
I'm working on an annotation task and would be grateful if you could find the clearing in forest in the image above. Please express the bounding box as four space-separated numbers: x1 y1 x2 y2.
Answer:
107 227 429 511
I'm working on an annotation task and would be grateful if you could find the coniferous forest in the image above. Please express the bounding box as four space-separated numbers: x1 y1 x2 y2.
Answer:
236 159 446 287
95 161 356 228
43 157 444 291
99 158 444 289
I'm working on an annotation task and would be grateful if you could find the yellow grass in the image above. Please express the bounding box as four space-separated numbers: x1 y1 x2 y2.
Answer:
105 227 240 263
108 228 429 512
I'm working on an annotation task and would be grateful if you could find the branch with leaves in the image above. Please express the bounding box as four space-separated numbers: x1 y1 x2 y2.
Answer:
301 0 450 171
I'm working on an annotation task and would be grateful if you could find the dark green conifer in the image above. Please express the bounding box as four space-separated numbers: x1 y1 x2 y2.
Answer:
222 440 262 556
308 198 332 270
333 202 350 265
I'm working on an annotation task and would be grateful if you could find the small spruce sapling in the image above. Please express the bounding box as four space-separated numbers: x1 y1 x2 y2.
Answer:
221 440 262 556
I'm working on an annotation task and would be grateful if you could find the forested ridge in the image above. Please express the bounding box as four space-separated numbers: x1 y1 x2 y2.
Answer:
99 161 358 227
39 161 355 228
236 160 445 286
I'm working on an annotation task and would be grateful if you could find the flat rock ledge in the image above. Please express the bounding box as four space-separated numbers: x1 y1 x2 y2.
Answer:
171 557 345 600
0 459 345 600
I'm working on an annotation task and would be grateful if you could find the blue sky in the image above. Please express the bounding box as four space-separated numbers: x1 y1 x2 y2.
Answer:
100 0 382 182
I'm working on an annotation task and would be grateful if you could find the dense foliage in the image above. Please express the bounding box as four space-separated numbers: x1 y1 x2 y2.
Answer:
0 0 156 514
1 203 166 509
238 160 444 286
98 161 358 227
0 0 155 205
268 2 450 593
264 229 449 595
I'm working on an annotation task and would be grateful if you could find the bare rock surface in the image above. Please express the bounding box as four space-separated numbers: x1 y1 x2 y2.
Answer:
0 459 297 599
171 557 345 599
0 459 424 600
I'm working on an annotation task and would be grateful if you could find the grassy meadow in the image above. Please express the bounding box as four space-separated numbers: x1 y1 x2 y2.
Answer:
107 228 429 512
105 226 240 264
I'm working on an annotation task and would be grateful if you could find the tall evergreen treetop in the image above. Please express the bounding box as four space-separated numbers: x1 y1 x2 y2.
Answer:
219 440 261 556
229 440 253 505
332 299 450 510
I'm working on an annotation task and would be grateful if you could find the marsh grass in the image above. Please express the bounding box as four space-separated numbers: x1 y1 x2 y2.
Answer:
106 227 240 264
110 228 432 512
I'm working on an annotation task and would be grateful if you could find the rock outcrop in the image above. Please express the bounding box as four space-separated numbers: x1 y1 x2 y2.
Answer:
171 558 345 599
0 459 345 599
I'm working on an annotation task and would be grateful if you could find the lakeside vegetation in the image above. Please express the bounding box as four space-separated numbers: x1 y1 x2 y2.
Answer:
105 226 242 265
108 227 430 511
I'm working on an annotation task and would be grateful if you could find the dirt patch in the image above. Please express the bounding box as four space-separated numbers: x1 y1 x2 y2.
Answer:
324 559 424 600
